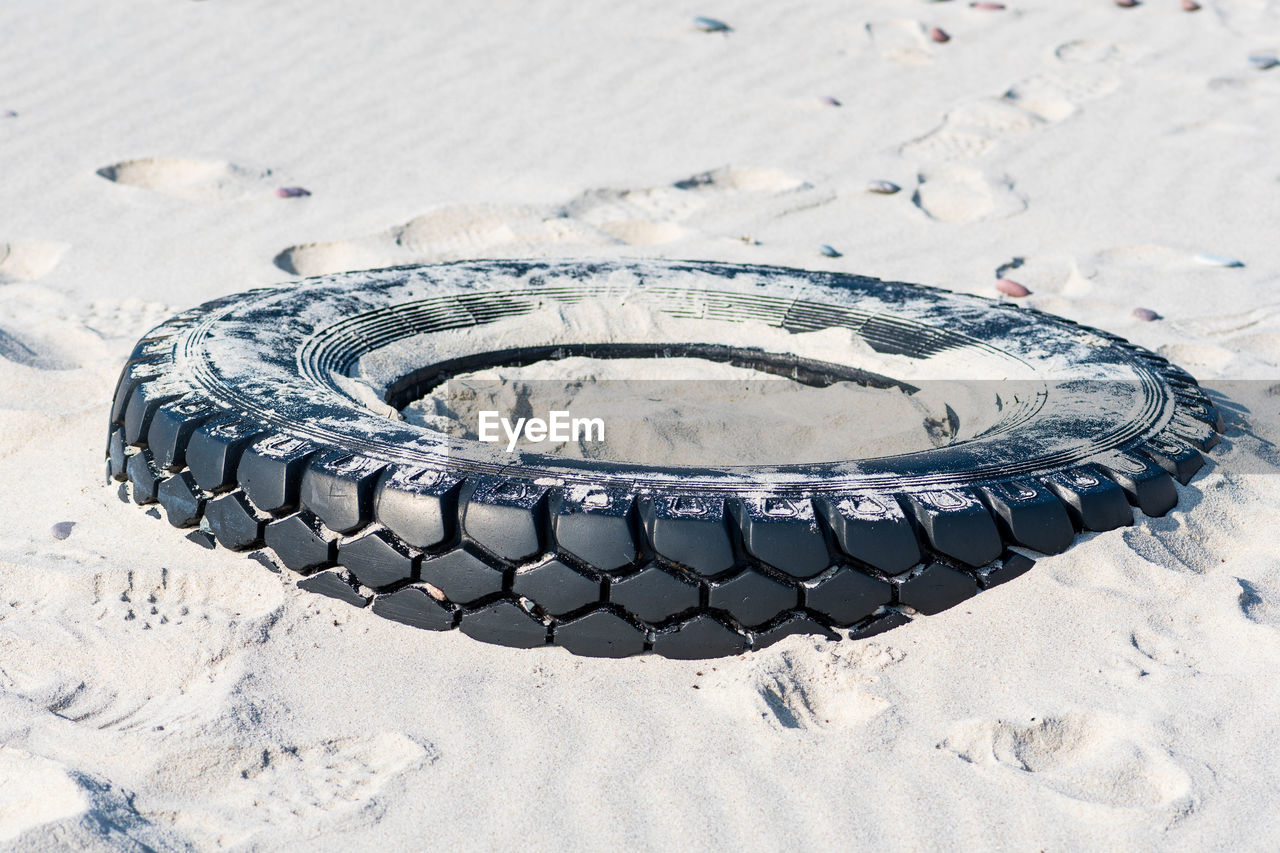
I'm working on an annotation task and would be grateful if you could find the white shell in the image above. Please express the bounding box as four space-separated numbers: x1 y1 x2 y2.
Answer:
819 244 843 258
1194 252 1245 268
866 180 901 195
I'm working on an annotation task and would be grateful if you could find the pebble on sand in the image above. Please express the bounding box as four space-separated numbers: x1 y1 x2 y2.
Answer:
1114 0 1140 7
276 186 311 198
929 27 951 43
1181 0 1201 10
995 278 1030 297
694 16 731 33
1248 54 1280 71
970 2 1006 10
867 179 901 195
822 95 842 107
1132 307 1161 322
51 521 75 540
820 244 843 258
1194 252 1245 268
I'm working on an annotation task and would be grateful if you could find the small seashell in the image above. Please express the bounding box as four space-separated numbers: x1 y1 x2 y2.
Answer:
694 16 731 33
820 244 843 258
1114 0 1140 7
929 27 951 43
867 179 901 195
970 2 1006 9
50 521 75 540
1248 53 1280 71
2 109 16 118
821 95 842 107
275 186 311 198
1181 0 1200 10
995 278 1030 297
1194 252 1245 268
1132 307 1161 322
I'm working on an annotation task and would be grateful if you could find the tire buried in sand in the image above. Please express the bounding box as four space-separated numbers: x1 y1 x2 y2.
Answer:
107 259 1223 659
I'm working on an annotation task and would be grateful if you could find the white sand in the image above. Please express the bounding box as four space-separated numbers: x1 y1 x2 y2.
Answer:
2 0 1280 848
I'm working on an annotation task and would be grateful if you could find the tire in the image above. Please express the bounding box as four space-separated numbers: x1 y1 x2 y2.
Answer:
107 259 1222 659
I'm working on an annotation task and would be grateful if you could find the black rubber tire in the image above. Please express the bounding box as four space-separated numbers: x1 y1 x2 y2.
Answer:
107 259 1222 658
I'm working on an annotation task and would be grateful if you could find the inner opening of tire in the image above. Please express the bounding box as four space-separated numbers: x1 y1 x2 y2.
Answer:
381 348 958 467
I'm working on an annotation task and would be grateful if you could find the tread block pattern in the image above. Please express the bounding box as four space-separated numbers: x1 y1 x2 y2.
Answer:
980 480 1074 555
264 511 336 574
371 586 455 630
156 471 205 528
123 382 183 446
238 435 316 514
734 497 830 579
818 494 920 575
1139 436 1204 485
641 495 736 576
188 418 263 492
652 614 746 659
512 558 601 616
107 428 129 482
298 570 371 608
554 609 647 658
126 449 164 505
708 569 797 627
205 491 265 550
897 563 978 615
804 567 894 627
375 467 458 549
1096 451 1178 517
418 548 505 604
752 612 839 648
463 479 546 561
1043 466 1133 532
848 608 911 639
907 490 1003 567
979 551 1036 588
148 397 222 471
460 600 548 649
609 564 700 623
552 488 636 571
300 451 385 535
338 528 416 589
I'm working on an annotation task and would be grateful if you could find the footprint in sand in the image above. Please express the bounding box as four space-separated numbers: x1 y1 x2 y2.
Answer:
902 40 1137 161
942 711 1195 810
171 731 435 844
97 157 275 201
865 19 935 66
0 326 80 370
742 640 904 730
911 167 1026 224
0 241 67 284
275 165 810 276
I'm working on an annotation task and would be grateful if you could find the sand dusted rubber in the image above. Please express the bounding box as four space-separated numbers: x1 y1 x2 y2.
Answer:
105 260 1222 658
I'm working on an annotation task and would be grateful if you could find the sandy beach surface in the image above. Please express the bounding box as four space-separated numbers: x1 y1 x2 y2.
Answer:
3 0 1280 848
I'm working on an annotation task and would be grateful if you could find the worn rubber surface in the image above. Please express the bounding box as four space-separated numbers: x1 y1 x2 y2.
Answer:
107 259 1222 658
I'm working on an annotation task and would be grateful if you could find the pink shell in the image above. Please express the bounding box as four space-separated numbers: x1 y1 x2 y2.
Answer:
995 278 1030 298
276 186 311 198
929 27 951 43
1132 307 1161 322
1181 0 1201 9
1115 0 1140 7
821 95 842 107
